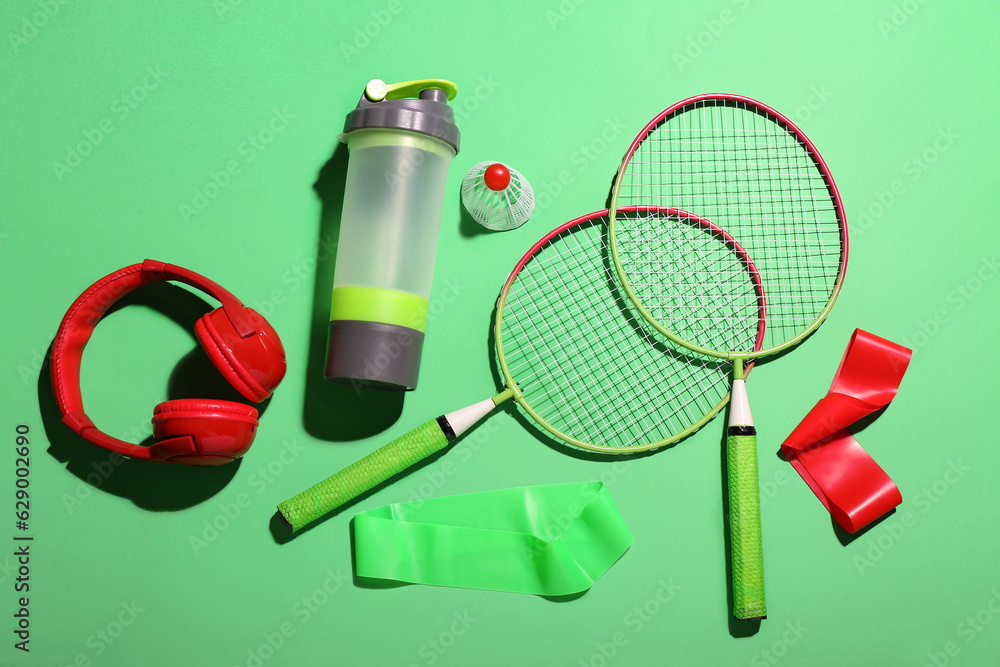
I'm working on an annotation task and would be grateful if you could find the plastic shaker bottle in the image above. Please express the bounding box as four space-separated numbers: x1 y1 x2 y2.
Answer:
325 78 460 390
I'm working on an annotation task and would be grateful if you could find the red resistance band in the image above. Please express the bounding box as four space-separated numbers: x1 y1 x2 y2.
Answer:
780 329 912 533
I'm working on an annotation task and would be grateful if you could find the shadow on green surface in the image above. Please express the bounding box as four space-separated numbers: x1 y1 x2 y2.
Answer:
457 194 495 238
39 283 266 510
268 439 456 545
302 141 405 442
833 507 896 546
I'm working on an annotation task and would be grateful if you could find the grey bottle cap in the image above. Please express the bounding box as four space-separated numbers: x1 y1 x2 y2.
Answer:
343 83 460 153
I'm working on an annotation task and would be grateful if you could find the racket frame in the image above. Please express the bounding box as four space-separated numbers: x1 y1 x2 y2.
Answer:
495 206 756 454
606 94 849 621
608 93 849 362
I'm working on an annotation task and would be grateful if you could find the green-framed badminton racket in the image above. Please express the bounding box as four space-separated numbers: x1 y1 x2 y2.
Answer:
278 207 763 532
608 95 849 620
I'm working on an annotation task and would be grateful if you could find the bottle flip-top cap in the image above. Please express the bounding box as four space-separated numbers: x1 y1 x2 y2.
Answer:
342 78 461 153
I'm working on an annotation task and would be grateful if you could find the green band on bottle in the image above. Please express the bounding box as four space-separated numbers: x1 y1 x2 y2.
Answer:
330 286 430 333
353 482 634 596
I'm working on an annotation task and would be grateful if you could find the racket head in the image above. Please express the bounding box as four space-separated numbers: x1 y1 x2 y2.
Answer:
494 207 745 454
610 206 767 363
609 94 848 361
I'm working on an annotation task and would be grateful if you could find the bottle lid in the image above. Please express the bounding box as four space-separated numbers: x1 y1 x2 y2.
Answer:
342 78 460 153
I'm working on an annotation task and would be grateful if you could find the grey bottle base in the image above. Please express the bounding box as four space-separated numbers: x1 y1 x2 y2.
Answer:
325 320 424 391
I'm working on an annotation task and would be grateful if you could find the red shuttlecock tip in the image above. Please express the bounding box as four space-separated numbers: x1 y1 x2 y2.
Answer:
483 163 511 192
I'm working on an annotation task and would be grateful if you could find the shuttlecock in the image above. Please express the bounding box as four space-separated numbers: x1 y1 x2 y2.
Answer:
461 161 535 231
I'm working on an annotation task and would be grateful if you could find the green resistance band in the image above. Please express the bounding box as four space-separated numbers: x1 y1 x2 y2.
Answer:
353 482 633 597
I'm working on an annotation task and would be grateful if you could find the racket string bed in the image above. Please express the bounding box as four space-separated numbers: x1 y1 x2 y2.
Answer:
607 94 848 621
498 214 735 450
615 208 763 355
506 241 654 442
616 99 844 353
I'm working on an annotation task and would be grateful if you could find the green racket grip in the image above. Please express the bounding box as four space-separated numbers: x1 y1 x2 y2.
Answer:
278 419 451 532
726 431 767 620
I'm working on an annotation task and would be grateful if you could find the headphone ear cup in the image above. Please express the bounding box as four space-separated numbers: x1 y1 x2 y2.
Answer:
195 307 286 402
150 399 259 465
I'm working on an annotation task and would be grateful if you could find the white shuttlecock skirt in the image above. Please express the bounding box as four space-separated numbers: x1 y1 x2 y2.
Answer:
461 161 535 231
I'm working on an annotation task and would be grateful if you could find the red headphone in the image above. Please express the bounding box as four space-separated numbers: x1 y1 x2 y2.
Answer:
51 260 287 466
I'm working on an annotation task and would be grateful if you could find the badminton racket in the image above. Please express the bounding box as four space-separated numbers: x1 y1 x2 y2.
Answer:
279 207 762 531
608 94 848 619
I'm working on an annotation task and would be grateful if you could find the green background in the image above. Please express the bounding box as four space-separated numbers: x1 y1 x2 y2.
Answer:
2 0 999 665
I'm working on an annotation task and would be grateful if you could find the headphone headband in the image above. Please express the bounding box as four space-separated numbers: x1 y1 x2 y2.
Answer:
142 260 256 337
51 260 265 460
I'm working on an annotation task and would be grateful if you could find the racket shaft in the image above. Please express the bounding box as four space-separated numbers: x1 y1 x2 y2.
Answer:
278 418 451 531
727 427 766 619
